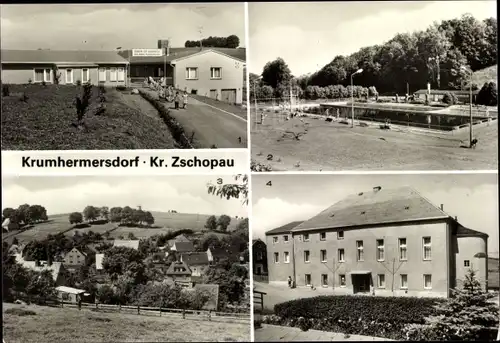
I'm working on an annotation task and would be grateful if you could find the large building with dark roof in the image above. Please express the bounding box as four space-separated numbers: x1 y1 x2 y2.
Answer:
265 186 488 298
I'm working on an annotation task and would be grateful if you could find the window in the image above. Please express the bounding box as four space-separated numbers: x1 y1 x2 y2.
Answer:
320 232 326 241
320 249 327 262
210 67 222 79
61 293 70 301
423 274 432 289
321 274 328 287
337 231 344 240
423 237 432 260
356 240 364 261
186 67 198 80
339 274 346 287
273 236 278 244
464 260 470 267
399 238 407 261
338 248 345 262
82 68 89 83
304 250 310 263
273 252 279 263
284 251 290 263
400 274 408 289
117 67 125 82
305 274 312 286
34 68 44 82
66 69 73 83
257 252 263 260
44 69 52 82
377 274 386 288
99 68 106 81
376 239 385 261
283 235 289 242
110 68 117 82
34 68 51 83
303 233 310 241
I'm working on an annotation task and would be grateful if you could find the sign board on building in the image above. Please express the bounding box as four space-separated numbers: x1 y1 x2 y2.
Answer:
132 49 164 57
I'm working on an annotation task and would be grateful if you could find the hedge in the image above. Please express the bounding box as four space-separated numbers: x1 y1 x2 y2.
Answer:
138 89 194 149
273 295 444 339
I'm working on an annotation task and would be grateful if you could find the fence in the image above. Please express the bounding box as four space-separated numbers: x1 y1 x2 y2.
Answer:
12 295 250 324
253 274 269 283
253 290 267 313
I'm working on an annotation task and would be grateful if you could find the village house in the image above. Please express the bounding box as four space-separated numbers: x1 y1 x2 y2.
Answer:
121 46 246 104
14 254 67 287
266 186 489 298
166 260 193 288
62 247 94 270
171 241 195 253
1 49 129 86
252 239 268 276
55 286 88 304
167 234 191 247
180 252 210 276
207 245 241 264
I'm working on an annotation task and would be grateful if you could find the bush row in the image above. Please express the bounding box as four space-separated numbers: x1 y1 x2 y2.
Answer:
139 89 194 149
272 295 444 339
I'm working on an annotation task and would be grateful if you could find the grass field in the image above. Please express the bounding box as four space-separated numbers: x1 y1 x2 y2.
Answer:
251 115 497 171
2 303 250 342
4 212 244 244
1 84 176 150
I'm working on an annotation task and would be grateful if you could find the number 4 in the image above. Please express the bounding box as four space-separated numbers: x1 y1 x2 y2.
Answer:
266 181 272 187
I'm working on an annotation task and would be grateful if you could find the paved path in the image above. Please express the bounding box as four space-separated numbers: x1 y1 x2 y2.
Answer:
255 325 390 342
141 89 248 148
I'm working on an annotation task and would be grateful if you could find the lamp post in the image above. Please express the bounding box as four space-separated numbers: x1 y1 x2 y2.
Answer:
350 68 363 128
461 66 473 148
253 76 262 126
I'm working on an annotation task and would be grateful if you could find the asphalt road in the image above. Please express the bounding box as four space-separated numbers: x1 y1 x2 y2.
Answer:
166 96 248 149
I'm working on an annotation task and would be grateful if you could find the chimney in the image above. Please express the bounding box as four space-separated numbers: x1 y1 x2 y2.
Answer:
373 186 382 193
455 216 458 221
440 204 444 211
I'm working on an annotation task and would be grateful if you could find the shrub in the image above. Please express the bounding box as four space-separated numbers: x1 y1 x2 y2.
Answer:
98 85 107 94
254 318 262 329
442 92 458 105
250 160 272 172
476 81 497 106
41 80 47 87
116 85 127 91
75 83 93 123
2 84 10 97
274 295 444 339
76 80 82 86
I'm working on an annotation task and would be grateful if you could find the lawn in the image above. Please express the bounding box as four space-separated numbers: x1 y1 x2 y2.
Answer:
2 303 250 342
4 212 244 244
1 84 177 150
251 115 498 171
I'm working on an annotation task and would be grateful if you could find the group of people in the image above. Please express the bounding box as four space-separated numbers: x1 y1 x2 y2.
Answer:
174 91 188 110
144 77 188 110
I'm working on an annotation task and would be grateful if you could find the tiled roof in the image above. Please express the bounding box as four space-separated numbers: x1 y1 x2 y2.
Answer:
166 261 192 276
167 234 191 247
291 187 449 232
1 49 129 64
55 286 86 295
123 47 246 64
172 241 194 252
209 245 240 258
181 252 210 266
265 221 304 235
15 255 62 282
113 240 140 250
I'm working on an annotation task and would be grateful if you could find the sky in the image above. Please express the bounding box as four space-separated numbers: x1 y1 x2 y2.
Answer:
2 175 248 218
248 1 497 76
252 174 499 257
0 3 245 50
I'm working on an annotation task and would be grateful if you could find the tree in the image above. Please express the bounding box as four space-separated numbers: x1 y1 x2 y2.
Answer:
96 285 115 304
12 237 19 246
144 211 155 225
203 266 245 306
261 58 292 90
109 207 123 222
201 234 221 251
100 206 109 220
69 212 83 224
205 215 217 231
207 174 249 205
83 206 100 223
476 82 497 106
442 92 458 105
216 215 232 232
408 268 498 341
102 247 146 284
16 204 31 225
226 34 240 48
128 232 137 240
2 207 17 221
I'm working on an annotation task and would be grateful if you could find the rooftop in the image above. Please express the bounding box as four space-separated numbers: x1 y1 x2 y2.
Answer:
121 47 246 64
265 221 304 236
181 252 210 265
166 261 192 276
172 241 194 252
55 286 86 295
1 49 129 65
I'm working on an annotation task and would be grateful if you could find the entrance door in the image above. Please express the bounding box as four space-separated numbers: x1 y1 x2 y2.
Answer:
221 89 237 104
210 89 218 99
352 274 371 294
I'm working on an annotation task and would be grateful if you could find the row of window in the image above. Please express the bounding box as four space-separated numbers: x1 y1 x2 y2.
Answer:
272 231 344 244
185 67 222 80
33 68 125 83
272 237 433 263
304 273 433 289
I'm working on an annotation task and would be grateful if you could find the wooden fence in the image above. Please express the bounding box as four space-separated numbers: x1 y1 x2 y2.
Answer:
253 290 267 313
14 296 249 324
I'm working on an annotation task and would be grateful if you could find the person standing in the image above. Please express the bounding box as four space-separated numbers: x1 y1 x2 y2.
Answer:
174 92 180 110
287 276 292 288
182 91 188 109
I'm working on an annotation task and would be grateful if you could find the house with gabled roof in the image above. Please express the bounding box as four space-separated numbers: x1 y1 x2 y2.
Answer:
15 254 66 286
1 49 129 86
121 46 246 104
62 247 91 270
180 252 210 276
167 234 191 247
166 260 193 287
266 186 489 298
206 245 241 264
171 241 194 253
